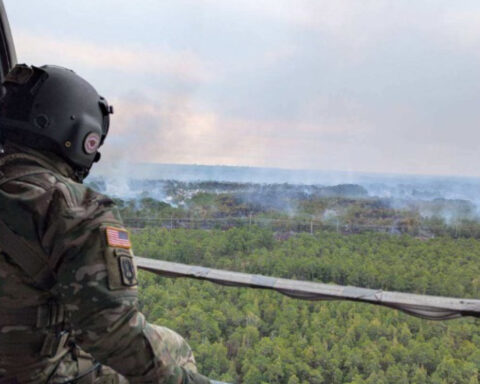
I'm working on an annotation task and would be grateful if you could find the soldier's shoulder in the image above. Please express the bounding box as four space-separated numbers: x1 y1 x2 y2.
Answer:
54 172 115 210
0 161 54 188
0 159 122 245
0 162 115 210
0 162 59 206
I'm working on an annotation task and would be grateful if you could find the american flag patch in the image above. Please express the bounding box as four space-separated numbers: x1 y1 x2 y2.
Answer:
105 227 132 249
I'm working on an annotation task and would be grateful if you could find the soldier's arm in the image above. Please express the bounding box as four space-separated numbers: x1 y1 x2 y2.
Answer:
49 196 210 384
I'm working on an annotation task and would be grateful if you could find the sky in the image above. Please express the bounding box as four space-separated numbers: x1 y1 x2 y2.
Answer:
4 0 480 177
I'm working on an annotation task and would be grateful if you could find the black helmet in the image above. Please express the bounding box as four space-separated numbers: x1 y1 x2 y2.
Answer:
0 64 113 180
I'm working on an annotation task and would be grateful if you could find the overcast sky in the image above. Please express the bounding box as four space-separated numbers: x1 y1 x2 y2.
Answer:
4 0 480 177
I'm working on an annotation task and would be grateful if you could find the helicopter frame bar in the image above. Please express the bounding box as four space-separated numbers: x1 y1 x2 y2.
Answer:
136 256 480 321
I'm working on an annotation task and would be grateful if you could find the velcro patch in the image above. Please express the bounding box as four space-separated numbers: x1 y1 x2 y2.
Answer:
105 227 131 249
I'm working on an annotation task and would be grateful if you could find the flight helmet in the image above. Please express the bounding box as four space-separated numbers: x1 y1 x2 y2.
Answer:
0 64 113 180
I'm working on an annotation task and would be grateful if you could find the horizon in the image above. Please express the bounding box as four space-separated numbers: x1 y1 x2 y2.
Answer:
93 161 480 183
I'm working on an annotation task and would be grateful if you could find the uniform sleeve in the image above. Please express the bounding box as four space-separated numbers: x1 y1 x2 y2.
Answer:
49 194 210 384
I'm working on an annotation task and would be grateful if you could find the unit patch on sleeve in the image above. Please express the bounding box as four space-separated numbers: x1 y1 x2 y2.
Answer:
119 255 138 286
103 245 138 290
105 226 132 249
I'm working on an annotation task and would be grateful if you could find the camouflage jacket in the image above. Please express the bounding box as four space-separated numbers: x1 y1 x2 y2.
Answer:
0 144 210 384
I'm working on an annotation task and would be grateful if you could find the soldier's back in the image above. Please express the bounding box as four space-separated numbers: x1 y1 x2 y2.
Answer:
0 148 115 383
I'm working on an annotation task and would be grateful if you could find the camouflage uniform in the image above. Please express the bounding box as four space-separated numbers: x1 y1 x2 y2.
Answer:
0 143 210 384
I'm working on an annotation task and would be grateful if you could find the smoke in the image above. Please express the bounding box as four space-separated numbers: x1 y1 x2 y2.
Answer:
89 164 480 225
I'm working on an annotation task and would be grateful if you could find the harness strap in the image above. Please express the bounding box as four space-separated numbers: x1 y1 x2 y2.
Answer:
0 217 56 290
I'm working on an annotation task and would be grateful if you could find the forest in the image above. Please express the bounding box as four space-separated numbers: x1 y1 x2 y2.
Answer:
133 227 480 383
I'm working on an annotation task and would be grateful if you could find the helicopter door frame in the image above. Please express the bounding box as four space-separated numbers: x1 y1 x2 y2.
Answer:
0 0 16 82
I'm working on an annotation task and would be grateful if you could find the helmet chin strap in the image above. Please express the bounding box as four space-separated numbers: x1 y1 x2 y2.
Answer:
73 167 89 182
73 151 101 182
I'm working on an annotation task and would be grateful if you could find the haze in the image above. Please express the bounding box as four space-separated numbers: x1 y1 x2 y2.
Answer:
5 0 480 178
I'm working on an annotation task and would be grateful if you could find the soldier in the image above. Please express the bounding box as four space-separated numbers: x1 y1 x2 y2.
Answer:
0 64 211 384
